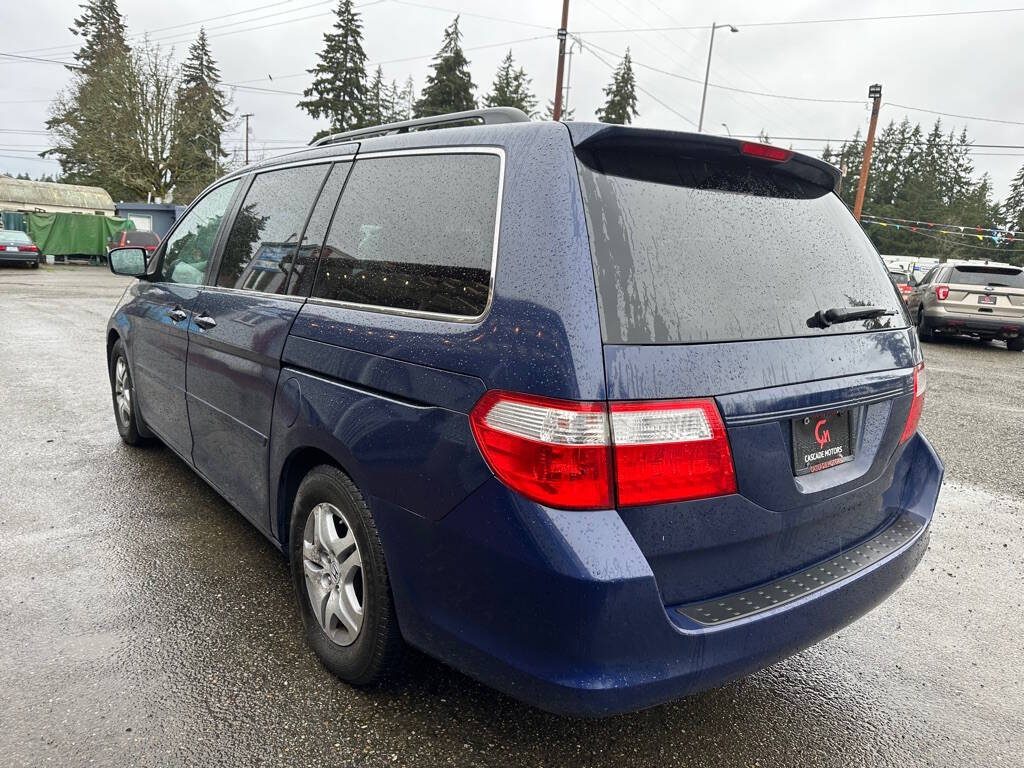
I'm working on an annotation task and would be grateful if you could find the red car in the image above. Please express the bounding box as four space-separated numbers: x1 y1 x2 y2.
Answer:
108 229 161 256
889 269 914 300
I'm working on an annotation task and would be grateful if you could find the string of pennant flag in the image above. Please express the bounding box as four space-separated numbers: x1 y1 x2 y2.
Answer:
860 213 1018 243
861 218 1016 244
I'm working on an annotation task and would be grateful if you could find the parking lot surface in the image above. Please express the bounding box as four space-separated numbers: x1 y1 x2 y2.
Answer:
1 266 1022 767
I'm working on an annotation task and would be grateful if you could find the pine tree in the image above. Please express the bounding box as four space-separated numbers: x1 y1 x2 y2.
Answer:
595 49 638 125
483 51 537 116
541 99 574 121
414 17 477 117
172 28 232 202
298 0 369 138
45 0 137 198
364 66 390 127
396 77 416 121
1003 165 1024 233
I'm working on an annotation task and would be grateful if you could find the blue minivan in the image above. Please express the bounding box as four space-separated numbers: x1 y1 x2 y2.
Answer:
106 108 943 717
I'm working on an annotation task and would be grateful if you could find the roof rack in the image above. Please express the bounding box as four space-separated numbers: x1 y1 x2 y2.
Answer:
312 107 531 147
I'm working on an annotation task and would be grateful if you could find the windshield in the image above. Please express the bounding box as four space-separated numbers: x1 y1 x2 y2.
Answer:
949 266 1024 290
577 148 908 345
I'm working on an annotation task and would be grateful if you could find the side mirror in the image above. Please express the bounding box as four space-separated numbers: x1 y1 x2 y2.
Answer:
108 246 147 278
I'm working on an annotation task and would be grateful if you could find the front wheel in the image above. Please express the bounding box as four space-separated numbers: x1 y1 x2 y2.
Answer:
108 339 149 445
289 465 403 686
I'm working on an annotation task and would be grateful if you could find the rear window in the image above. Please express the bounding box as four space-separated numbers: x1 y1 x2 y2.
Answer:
949 266 1024 290
124 231 160 247
0 231 32 244
889 271 910 285
577 149 907 344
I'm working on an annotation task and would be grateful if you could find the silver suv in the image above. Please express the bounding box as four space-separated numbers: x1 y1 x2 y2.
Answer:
907 262 1024 351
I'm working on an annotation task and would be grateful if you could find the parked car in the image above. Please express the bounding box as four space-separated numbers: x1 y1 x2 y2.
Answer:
0 229 40 268
906 262 1024 350
889 269 914 300
105 108 943 717
107 229 161 255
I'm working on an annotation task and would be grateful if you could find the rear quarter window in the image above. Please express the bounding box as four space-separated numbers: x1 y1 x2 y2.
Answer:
310 152 501 318
577 148 907 344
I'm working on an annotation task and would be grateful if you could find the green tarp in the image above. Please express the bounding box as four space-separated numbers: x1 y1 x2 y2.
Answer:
26 212 134 256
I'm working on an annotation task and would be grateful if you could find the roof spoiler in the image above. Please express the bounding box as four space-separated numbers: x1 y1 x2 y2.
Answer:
570 124 841 192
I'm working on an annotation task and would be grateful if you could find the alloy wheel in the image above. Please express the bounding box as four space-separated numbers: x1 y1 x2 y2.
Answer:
301 502 364 646
114 356 132 427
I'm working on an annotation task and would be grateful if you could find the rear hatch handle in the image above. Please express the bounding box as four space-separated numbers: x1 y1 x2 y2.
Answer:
807 306 896 329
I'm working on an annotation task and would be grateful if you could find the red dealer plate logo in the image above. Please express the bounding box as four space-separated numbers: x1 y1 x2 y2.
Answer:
791 410 854 476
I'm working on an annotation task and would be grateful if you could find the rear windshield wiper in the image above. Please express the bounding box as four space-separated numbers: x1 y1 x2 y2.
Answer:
807 306 896 329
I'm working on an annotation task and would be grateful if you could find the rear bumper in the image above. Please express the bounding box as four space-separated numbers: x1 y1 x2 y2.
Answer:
924 306 1023 337
0 253 38 264
374 432 943 717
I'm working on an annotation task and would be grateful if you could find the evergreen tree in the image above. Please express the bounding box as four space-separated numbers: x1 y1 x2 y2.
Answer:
364 66 390 127
298 0 369 139
396 76 416 121
172 28 232 202
595 49 638 125
45 0 137 198
1003 165 1024 234
483 51 537 116
542 99 574 121
414 17 477 117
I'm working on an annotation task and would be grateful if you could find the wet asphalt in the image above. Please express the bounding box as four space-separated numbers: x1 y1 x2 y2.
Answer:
0 266 1022 768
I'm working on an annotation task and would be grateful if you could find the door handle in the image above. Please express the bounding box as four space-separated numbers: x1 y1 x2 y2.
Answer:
194 312 217 330
168 306 188 323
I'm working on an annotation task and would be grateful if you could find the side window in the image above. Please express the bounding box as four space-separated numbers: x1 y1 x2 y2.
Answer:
160 180 239 285
310 153 501 317
286 162 350 297
919 267 938 286
215 164 330 295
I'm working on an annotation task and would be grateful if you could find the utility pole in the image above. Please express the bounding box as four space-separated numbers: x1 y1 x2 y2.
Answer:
552 0 570 121
241 112 254 165
853 84 882 221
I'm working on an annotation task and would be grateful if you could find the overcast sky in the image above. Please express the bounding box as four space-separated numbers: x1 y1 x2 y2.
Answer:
3 0 1024 205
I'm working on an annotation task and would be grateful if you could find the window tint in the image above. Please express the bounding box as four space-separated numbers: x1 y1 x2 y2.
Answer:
577 149 906 344
124 231 160 247
918 267 938 285
216 164 329 294
286 163 350 297
311 153 500 317
949 265 1024 289
161 180 239 285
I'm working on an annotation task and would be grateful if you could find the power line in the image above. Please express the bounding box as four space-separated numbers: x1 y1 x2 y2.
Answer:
727 134 1024 149
10 0 301 56
576 6 1024 34
576 38 698 127
0 52 81 68
581 38 865 105
388 0 550 31
885 103 1024 127
862 221 1024 252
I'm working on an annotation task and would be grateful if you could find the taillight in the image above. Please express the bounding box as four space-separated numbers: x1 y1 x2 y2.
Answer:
739 141 792 162
469 391 612 509
19 244 38 252
469 391 737 510
899 284 912 295
935 285 949 301
900 363 927 444
611 400 737 506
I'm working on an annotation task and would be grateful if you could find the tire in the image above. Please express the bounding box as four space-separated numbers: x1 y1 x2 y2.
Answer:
108 338 149 445
289 465 403 686
917 309 933 341
1008 337 1024 352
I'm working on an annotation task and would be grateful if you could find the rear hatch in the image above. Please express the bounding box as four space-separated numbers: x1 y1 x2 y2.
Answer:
941 264 1024 319
571 126 920 607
